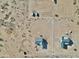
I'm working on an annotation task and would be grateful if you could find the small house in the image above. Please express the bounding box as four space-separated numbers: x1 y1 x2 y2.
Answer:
61 36 73 49
35 36 48 49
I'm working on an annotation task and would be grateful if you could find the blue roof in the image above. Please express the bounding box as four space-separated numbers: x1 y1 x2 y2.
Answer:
61 36 73 49
35 37 48 49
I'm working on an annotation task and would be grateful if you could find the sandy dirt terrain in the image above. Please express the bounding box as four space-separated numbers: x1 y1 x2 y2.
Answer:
0 0 79 58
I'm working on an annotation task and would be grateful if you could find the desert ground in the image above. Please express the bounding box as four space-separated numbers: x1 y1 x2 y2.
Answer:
0 0 79 58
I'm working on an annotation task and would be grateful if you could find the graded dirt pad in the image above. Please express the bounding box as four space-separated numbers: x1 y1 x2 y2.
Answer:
0 0 79 58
